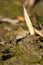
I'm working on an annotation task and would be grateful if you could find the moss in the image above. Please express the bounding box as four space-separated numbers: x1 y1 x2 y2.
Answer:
13 47 28 58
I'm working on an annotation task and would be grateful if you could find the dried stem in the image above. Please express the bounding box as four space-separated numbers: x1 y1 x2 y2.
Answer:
0 16 19 25
23 6 34 35
34 28 43 37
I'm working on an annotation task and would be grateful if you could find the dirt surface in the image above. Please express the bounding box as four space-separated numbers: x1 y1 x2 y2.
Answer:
0 0 43 65
0 20 43 65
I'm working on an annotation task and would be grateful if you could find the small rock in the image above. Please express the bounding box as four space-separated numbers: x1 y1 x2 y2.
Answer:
16 27 29 40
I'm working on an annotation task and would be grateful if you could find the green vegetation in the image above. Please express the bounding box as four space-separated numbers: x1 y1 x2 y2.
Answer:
0 0 22 17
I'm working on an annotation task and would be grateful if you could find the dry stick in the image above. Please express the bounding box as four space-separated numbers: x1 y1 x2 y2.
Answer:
34 28 43 37
23 6 34 35
0 16 20 25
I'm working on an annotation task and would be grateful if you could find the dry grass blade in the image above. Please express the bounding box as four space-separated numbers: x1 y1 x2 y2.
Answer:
23 6 34 35
34 28 43 37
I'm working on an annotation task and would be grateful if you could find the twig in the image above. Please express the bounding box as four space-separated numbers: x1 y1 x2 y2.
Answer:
0 16 20 25
34 28 43 37
23 6 34 35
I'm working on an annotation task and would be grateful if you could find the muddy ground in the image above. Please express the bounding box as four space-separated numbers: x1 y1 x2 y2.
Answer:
0 0 43 65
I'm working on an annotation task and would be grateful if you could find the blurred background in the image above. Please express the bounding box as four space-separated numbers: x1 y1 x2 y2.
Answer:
0 0 43 17
0 0 43 26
